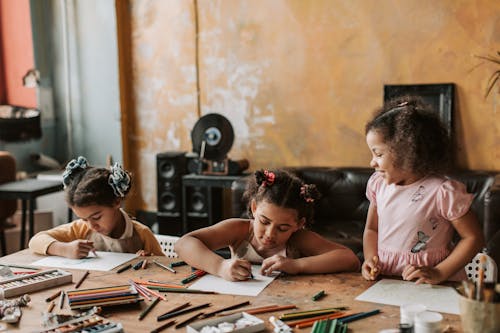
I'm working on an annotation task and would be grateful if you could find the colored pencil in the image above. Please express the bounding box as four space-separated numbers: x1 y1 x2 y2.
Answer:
288 312 354 328
201 300 251 318
338 309 381 323
0 263 40 270
135 279 184 288
45 290 62 302
150 319 176 333
116 264 132 273
146 287 218 294
59 291 65 309
133 260 144 270
181 270 206 284
312 290 326 301
217 304 278 316
153 260 176 273
246 304 297 315
75 270 89 289
157 303 211 321
175 311 205 328
47 301 55 313
279 307 348 321
161 302 191 316
139 297 161 320
169 260 187 267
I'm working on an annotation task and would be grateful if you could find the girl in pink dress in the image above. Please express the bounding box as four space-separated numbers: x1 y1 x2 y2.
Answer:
362 97 484 284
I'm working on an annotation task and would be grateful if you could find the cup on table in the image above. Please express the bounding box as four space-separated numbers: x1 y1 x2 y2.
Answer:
400 303 426 325
459 294 500 333
413 311 442 333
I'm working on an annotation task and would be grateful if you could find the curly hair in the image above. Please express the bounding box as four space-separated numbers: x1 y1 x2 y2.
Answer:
64 165 132 208
365 96 452 177
242 169 320 226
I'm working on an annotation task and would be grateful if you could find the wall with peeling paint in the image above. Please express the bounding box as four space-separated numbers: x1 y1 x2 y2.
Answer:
122 0 500 213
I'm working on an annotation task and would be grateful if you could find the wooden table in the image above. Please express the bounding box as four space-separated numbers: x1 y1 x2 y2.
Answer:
0 250 463 332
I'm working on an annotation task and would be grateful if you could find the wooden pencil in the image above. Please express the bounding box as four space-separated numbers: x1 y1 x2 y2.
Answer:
247 304 297 315
139 297 161 320
75 270 89 289
47 301 55 313
157 303 211 321
45 290 62 302
175 311 205 328
161 302 191 316
217 304 278 316
201 300 250 318
150 319 176 333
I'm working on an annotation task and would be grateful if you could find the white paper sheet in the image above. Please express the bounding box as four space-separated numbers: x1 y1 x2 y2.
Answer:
355 279 460 314
187 265 277 296
31 252 138 271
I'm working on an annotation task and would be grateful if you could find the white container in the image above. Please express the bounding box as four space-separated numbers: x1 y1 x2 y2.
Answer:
414 311 443 333
400 303 426 325
187 312 264 333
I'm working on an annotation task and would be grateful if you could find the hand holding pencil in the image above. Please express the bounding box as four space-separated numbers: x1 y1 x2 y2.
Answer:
220 257 253 281
362 255 379 281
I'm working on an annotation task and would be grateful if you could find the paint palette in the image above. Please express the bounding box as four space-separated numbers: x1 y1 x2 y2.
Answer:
0 269 73 299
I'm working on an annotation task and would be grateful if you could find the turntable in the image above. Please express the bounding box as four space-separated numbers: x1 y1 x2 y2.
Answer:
190 113 248 175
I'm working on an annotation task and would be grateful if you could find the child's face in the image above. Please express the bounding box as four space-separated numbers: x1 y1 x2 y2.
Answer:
251 200 305 250
71 201 122 236
366 130 418 185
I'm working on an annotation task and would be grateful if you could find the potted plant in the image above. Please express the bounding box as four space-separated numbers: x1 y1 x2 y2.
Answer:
476 51 500 98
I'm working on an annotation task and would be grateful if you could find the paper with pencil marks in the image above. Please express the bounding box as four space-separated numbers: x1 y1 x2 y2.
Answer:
188 265 277 296
31 252 137 271
355 279 459 314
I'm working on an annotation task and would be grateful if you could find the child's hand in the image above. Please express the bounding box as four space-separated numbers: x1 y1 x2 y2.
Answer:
63 239 95 259
219 258 253 281
402 264 444 285
261 255 297 275
361 255 380 281
136 250 153 256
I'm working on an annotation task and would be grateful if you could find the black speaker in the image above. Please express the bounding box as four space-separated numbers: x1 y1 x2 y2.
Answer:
156 152 186 235
185 187 222 232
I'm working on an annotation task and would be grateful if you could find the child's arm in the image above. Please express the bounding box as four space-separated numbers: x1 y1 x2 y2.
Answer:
261 230 360 275
361 203 380 280
28 221 92 259
403 210 485 284
174 219 253 281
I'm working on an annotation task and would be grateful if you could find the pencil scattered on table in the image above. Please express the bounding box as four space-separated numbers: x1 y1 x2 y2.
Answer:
279 307 348 321
169 260 187 268
181 269 206 284
312 290 326 301
139 296 161 320
59 290 65 309
201 300 250 318
45 290 61 302
153 260 176 273
133 260 144 270
157 302 211 321
116 263 132 273
74 270 89 289
47 301 55 313
150 319 176 333
175 311 205 328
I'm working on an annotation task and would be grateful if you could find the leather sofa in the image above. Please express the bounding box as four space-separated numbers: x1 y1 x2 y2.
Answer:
231 167 500 266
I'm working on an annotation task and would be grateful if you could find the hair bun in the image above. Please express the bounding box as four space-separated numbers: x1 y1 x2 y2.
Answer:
62 156 88 188
108 163 131 197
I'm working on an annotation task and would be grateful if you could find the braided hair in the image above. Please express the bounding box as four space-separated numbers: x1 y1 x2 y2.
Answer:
243 169 320 226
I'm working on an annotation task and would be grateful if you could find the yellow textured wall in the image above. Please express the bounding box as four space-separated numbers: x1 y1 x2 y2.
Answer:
120 0 500 213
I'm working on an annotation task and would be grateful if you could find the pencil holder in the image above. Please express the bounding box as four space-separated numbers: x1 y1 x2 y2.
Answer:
458 294 500 333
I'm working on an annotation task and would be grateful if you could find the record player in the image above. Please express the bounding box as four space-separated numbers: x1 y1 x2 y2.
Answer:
189 113 249 175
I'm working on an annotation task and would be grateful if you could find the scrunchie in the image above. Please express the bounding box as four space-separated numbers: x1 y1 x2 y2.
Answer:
108 163 131 197
262 170 275 187
62 156 88 188
300 185 315 203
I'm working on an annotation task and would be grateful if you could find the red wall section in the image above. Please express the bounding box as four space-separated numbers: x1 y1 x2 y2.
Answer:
0 0 36 108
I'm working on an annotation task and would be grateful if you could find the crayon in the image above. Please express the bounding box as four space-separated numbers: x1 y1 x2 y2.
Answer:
169 261 187 267
139 297 161 320
75 270 89 289
117 264 132 273
312 290 326 301
153 260 176 273
45 290 62 302
133 260 144 270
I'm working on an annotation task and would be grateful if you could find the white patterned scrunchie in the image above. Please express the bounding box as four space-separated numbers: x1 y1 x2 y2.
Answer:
62 156 88 188
108 163 131 198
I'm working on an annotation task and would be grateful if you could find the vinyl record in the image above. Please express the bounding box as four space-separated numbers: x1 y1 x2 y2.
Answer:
191 113 234 160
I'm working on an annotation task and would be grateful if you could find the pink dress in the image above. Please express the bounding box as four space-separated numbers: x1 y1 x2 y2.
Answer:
366 172 473 280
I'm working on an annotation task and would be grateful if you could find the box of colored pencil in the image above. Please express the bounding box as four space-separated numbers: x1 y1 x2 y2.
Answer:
0 269 72 299
66 284 143 310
